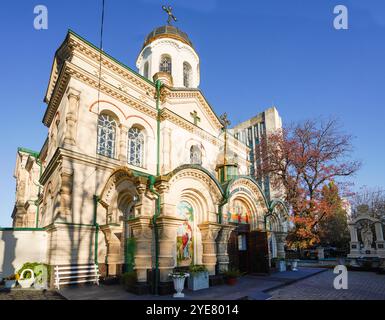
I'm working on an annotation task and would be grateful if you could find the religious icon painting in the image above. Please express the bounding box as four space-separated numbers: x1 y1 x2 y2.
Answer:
228 200 251 224
176 201 194 266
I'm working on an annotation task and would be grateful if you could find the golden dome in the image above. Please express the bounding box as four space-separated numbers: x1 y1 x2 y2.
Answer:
143 25 194 49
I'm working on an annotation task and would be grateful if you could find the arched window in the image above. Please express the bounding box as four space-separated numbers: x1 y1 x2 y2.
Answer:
183 62 192 88
159 55 172 74
97 114 117 158
190 145 202 165
143 61 149 79
128 127 145 167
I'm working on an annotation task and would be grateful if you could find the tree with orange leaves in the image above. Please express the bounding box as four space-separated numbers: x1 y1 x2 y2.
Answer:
259 118 360 249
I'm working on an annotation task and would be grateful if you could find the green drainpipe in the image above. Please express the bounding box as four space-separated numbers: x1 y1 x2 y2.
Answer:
93 195 100 265
35 159 43 229
218 189 230 224
149 175 161 295
155 80 162 177
148 79 162 295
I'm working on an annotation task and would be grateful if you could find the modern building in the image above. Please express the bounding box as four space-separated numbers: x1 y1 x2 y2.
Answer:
232 107 283 200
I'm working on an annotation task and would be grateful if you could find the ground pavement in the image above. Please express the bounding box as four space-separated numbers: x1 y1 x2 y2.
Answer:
59 268 325 300
2 268 384 300
268 269 385 300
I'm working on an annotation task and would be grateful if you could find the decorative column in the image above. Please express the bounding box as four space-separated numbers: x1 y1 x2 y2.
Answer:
348 223 360 257
100 225 123 276
198 223 222 275
58 169 73 219
275 232 287 259
64 87 80 146
128 217 153 282
119 124 128 162
375 222 385 257
161 127 172 174
216 225 235 273
156 216 184 282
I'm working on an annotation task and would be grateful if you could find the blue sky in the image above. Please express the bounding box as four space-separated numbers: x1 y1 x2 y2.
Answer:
0 0 384 226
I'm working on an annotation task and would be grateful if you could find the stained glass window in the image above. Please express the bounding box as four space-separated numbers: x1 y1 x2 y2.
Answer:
160 55 172 74
97 114 116 158
128 127 145 167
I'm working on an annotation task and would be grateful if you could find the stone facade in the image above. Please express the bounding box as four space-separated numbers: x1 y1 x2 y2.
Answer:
10 27 289 286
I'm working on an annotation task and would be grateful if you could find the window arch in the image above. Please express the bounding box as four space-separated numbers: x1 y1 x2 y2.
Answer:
143 61 149 79
159 55 172 74
97 114 117 158
190 145 202 165
183 62 192 88
128 127 145 167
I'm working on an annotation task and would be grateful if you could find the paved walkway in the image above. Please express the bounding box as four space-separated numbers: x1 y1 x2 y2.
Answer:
59 268 326 300
0 288 65 300
269 269 385 300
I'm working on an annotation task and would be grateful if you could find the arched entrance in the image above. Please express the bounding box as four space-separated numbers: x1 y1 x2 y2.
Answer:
98 167 146 277
222 177 273 274
226 196 270 274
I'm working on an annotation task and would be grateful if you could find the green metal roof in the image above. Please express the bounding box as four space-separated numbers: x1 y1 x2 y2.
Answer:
18 147 40 159
67 29 155 87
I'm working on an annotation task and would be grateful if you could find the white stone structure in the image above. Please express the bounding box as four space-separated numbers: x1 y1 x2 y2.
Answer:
5 26 289 291
348 206 385 259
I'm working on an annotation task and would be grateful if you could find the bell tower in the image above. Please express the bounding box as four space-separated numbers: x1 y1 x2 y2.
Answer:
136 8 200 88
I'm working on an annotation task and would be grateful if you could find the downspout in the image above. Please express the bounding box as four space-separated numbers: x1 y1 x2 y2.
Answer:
149 176 160 295
35 158 43 229
155 80 162 177
93 195 100 265
218 189 230 224
148 79 162 295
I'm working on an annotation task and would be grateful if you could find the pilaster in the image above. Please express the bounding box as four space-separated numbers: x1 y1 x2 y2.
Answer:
199 222 222 275
128 217 153 282
64 87 80 146
216 224 236 273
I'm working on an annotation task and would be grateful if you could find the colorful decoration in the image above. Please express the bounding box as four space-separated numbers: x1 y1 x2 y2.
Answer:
227 200 251 224
177 201 194 266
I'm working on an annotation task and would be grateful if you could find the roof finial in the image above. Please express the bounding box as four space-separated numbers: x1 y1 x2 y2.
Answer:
162 5 177 25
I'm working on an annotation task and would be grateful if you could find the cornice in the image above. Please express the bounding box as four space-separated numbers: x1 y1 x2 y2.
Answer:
43 61 158 127
43 31 157 126
164 89 223 130
160 108 219 146
40 147 153 185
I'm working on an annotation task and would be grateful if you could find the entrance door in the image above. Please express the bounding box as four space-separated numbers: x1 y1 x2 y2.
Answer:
248 231 269 274
227 228 270 274
228 230 239 270
226 224 250 273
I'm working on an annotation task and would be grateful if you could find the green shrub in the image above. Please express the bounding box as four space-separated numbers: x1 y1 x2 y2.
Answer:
17 262 51 282
189 265 208 275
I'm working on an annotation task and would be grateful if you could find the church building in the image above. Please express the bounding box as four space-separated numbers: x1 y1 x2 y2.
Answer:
10 22 289 292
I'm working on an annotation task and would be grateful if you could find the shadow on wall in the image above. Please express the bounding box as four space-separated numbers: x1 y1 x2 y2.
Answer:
0 231 17 279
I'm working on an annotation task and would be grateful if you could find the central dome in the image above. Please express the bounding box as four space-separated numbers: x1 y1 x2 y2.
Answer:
143 25 194 49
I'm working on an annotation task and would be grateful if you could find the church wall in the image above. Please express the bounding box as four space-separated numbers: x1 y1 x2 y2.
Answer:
45 224 106 266
65 78 158 175
162 100 219 138
160 120 220 175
